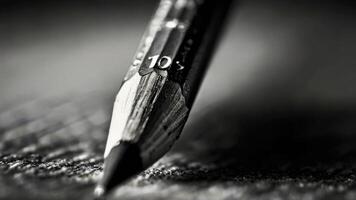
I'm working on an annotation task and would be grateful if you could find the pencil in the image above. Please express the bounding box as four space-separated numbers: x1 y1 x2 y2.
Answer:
94 0 232 197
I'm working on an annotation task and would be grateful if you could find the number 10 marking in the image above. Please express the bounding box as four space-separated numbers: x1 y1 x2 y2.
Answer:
148 55 173 70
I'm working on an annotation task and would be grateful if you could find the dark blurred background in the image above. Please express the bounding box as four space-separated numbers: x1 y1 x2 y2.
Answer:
1 0 356 106
1 0 356 199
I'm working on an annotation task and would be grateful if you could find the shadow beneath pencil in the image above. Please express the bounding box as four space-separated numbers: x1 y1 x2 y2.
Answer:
168 100 356 183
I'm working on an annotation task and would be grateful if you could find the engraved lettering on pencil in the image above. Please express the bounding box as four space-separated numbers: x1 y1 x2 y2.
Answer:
176 61 185 70
158 56 172 69
148 55 173 70
148 55 160 69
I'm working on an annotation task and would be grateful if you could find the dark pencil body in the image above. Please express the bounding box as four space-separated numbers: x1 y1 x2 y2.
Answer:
95 0 232 196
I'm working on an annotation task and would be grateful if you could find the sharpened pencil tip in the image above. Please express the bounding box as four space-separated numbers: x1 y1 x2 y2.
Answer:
96 142 143 195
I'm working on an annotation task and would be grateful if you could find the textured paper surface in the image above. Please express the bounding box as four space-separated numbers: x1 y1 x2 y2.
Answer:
1 96 356 200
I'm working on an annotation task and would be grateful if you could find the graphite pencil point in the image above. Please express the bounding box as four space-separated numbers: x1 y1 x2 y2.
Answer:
96 142 143 195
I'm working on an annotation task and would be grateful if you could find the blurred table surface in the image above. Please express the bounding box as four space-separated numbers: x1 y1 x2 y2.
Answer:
1 0 356 199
